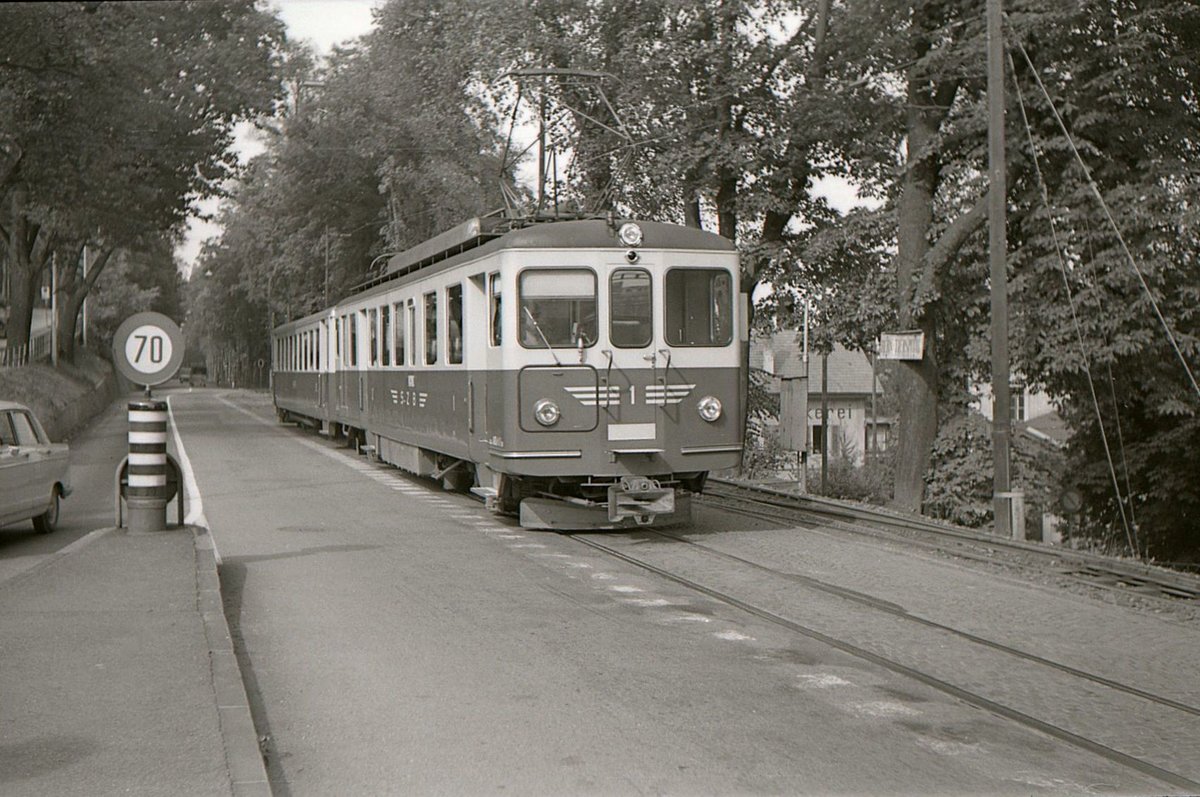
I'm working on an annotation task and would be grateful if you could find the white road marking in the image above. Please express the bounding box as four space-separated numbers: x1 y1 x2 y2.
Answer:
166 396 210 541
916 737 981 756
622 598 676 607
794 674 854 689
609 585 644 593
714 630 755 641
848 701 921 719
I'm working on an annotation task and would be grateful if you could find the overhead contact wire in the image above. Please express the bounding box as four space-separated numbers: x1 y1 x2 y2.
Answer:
1008 49 1138 557
1012 37 1200 404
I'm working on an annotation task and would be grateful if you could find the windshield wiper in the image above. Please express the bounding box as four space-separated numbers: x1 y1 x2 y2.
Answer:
523 305 562 366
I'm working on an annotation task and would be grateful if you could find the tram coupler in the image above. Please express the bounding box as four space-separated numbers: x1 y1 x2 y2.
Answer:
608 476 674 525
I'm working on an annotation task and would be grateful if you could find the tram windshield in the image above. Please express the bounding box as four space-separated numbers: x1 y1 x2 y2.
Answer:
519 269 597 348
610 269 652 348
665 268 733 347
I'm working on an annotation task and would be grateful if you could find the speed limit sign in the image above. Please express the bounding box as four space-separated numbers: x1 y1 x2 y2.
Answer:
113 311 185 387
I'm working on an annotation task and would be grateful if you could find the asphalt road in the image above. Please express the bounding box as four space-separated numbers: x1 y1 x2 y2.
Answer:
166 389 1170 795
0 398 129 583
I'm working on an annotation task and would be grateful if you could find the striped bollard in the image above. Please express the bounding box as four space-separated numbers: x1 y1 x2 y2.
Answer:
127 399 169 532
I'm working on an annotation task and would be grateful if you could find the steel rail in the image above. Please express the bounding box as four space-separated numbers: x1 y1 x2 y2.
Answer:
703 478 1200 602
648 528 1200 718
565 531 1200 794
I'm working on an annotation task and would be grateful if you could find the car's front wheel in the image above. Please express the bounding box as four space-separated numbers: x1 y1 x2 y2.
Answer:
33 488 60 534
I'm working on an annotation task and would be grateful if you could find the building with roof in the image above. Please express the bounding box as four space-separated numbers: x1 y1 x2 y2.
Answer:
751 331 886 466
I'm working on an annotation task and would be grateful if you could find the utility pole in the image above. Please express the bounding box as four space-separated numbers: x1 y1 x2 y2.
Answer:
81 246 89 347
987 0 1013 538
50 252 58 366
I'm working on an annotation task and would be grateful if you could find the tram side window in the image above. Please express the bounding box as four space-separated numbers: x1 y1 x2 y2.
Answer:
424 292 438 365
447 284 463 364
381 305 391 366
367 310 378 367
488 272 502 346
348 314 358 367
665 268 733 347
610 269 652 348
519 268 597 348
393 302 406 366
407 299 416 366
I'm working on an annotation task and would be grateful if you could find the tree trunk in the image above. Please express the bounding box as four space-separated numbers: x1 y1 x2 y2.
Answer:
57 246 113 363
892 72 949 513
4 185 39 355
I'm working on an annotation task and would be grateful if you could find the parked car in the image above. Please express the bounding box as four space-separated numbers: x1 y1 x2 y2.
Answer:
0 401 71 533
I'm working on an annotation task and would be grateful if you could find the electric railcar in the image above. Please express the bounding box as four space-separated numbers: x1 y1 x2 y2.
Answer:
271 214 746 529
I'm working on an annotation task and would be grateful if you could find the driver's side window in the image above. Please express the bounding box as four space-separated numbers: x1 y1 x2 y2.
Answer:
0 413 16 447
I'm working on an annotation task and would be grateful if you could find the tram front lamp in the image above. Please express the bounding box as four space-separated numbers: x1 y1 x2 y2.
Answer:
697 395 723 422
617 222 643 247
534 398 561 427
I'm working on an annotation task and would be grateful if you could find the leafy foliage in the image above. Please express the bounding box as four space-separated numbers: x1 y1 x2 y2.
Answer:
926 413 1066 534
0 1 287 360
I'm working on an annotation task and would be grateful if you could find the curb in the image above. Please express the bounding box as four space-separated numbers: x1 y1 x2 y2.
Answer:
193 525 272 797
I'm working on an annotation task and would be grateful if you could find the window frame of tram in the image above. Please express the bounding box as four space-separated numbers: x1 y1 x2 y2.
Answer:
368 309 379 367
488 271 502 346
664 267 734 347
424 292 438 365
518 268 598 349
380 305 391 367
447 283 463 365
407 299 416 367
610 268 652 348
393 301 406 366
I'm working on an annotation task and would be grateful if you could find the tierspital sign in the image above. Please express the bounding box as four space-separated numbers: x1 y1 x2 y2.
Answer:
878 331 925 361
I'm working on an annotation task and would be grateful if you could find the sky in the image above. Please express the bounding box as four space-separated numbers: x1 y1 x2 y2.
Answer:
179 0 379 273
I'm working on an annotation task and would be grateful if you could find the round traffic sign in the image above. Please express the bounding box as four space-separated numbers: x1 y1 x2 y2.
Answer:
112 312 185 387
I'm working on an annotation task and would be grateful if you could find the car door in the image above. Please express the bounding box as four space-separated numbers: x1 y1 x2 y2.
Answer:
9 410 51 513
0 411 36 522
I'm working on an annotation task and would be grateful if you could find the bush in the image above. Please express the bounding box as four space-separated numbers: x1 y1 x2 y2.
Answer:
924 412 1065 531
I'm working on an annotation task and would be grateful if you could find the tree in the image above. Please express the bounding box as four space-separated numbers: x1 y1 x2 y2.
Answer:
189 0 514 367
0 1 287 360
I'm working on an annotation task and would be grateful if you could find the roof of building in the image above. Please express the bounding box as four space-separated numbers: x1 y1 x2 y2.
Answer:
751 332 878 395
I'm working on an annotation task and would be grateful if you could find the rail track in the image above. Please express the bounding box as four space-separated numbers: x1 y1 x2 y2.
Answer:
289 424 1200 790
700 478 1200 604
564 523 1200 793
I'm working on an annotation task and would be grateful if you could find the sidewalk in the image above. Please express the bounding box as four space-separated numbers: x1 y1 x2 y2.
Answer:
0 525 268 797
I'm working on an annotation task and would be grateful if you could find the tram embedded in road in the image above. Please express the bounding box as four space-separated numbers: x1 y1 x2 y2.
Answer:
271 213 746 529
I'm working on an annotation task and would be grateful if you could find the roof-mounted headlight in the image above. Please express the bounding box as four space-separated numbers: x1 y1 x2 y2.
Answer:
617 222 643 247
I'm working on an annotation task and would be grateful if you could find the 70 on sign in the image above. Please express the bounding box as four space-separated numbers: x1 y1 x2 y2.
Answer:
127 327 172 370
112 312 186 388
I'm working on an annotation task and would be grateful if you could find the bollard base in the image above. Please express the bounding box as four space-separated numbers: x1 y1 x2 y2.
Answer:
126 497 168 533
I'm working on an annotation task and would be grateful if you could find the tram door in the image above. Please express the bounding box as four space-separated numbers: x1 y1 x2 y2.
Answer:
336 313 352 413
470 271 509 466
466 272 491 459
319 314 333 418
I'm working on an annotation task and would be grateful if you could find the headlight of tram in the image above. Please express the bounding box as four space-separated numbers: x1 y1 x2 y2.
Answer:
534 398 561 427
617 222 643 247
697 395 723 422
